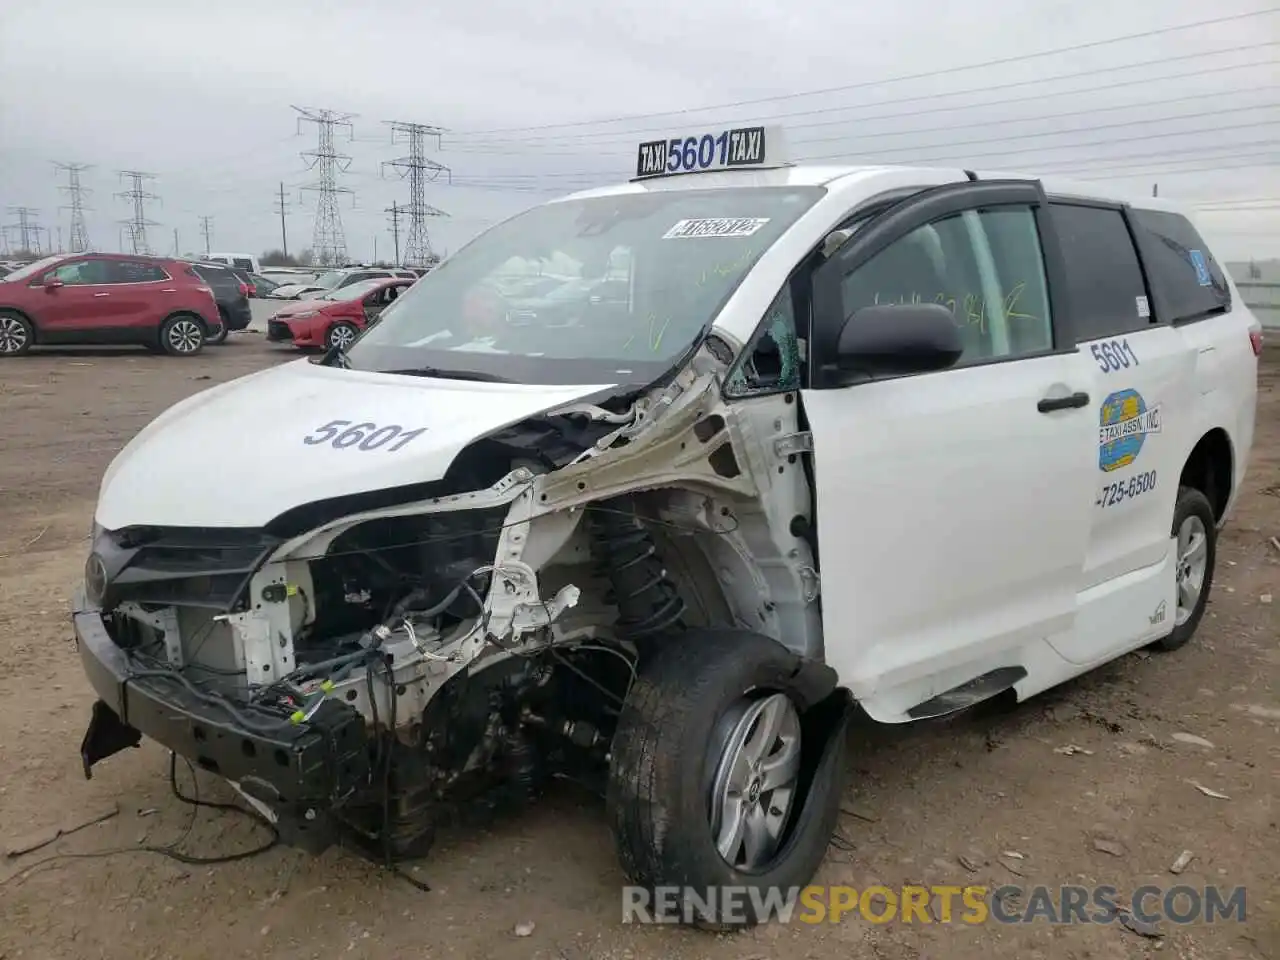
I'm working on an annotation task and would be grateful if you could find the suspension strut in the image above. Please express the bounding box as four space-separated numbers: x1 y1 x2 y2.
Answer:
588 497 685 640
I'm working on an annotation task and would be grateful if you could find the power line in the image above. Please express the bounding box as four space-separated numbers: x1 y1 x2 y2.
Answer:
454 46 1279 149
792 89 1280 152
1192 196 1280 206
454 113 1280 190
382 120 450 267
798 116 1280 165
797 104 1280 162
294 106 355 266
54 161 93 253
1078 159 1278 181
454 8 1280 136
4 206 43 254
199 215 214 257
116 170 161 255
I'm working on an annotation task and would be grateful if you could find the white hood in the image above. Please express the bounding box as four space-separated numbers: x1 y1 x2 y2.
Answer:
269 283 320 299
96 359 612 530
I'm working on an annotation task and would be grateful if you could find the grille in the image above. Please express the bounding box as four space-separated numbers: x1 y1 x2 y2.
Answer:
267 319 294 342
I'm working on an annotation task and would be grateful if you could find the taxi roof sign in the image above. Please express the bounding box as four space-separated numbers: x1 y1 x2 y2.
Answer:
634 125 788 181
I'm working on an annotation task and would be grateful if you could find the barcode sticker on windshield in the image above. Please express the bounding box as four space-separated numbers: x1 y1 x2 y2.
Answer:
662 217 770 239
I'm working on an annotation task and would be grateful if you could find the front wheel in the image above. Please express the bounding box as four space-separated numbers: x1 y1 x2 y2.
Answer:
606 630 848 929
1152 485 1217 651
159 314 206 356
326 321 359 351
0 310 33 357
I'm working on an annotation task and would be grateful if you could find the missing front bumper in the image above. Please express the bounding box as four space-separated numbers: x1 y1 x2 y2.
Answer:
73 599 372 851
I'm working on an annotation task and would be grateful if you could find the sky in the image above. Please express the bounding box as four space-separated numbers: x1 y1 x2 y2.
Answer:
0 0 1276 264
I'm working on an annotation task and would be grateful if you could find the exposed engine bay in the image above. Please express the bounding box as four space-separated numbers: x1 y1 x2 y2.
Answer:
82 336 825 860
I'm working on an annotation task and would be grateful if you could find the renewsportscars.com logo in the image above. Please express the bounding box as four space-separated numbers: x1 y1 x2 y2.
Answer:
622 884 1247 926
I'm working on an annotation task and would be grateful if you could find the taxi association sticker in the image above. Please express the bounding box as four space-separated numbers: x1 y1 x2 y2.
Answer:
662 217 770 239
1098 388 1162 472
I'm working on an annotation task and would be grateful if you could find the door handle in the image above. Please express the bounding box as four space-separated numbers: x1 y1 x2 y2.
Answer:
92 292 110 298
1037 391 1090 413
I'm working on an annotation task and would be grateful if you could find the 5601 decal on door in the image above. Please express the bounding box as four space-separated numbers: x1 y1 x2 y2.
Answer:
1090 338 1140 373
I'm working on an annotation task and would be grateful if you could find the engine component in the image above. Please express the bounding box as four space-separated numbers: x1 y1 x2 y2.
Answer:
588 497 685 639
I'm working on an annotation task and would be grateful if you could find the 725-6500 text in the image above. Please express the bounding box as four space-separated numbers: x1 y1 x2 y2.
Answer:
1097 470 1157 509
303 420 428 452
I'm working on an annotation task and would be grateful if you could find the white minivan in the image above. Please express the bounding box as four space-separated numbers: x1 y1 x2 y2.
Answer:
73 126 1261 927
207 252 262 274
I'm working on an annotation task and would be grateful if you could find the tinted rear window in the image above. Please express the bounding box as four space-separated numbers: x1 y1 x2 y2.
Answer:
191 265 238 290
1050 203 1152 342
1129 209 1231 323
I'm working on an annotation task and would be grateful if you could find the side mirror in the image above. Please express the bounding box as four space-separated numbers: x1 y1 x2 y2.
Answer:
44 278 64 291
835 302 963 377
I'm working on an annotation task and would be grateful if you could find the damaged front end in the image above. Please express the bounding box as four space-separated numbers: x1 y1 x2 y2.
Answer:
74 335 824 859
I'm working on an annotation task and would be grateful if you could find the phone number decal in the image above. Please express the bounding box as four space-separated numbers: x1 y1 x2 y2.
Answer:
1096 470 1157 509
302 420 428 452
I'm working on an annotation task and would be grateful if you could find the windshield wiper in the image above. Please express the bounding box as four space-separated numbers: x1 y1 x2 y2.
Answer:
383 366 513 383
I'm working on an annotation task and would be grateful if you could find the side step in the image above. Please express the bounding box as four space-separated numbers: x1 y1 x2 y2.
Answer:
905 666 1028 720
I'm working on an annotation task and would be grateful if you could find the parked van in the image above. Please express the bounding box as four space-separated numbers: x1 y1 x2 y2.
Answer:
72 125 1262 928
207 252 262 274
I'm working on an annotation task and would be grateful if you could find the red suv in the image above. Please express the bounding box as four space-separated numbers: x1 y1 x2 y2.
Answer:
0 253 223 357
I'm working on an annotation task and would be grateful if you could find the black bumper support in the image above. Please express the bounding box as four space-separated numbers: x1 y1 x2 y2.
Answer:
74 603 372 828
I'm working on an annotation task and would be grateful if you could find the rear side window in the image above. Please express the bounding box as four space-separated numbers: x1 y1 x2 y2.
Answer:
1050 203 1151 342
192 265 235 291
110 260 168 283
233 258 254 271
1128 209 1231 323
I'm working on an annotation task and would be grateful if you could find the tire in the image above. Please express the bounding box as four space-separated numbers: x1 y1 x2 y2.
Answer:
606 630 849 929
326 321 359 351
158 314 206 357
207 309 229 345
1152 485 1217 652
0 310 33 357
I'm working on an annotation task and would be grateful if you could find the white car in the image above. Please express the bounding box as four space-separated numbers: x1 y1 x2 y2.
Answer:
73 125 1261 927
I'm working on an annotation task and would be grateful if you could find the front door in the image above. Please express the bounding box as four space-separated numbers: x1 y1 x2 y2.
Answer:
800 180 1098 722
34 259 121 336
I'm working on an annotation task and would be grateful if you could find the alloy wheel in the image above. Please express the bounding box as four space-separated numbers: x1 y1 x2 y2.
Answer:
167 318 203 354
0 315 29 353
708 692 803 870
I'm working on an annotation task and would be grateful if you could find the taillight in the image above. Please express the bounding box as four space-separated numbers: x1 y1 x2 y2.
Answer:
247 284 257 297
237 282 249 297
1249 329 1263 357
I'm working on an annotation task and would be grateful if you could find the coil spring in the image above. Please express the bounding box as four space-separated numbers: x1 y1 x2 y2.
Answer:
588 499 685 640
503 732 540 805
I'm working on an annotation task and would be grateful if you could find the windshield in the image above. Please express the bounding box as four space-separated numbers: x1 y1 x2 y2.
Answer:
322 280 382 301
345 186 823 385
2 255 65 283
312 270 347 289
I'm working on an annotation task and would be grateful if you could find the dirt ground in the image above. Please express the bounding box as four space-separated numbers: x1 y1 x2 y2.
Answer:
0 335 1276 960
